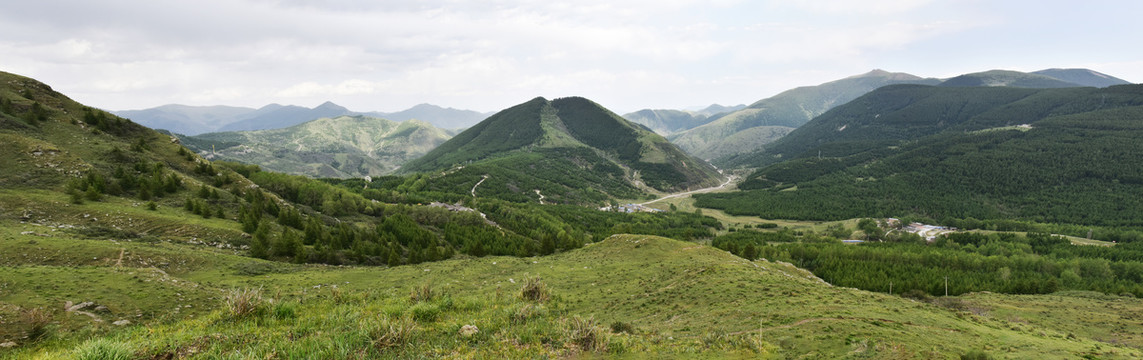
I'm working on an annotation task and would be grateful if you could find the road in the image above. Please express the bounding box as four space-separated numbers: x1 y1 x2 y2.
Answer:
471 175 489 197
638 175 736 206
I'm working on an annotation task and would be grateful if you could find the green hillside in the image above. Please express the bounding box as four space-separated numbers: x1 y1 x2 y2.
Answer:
671 70 939 162
181 115 451 178
8 232 1142 359
402 97 721 204
697 84 1143 228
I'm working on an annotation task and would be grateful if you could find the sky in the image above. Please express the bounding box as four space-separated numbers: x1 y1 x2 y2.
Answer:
1 0 1140 114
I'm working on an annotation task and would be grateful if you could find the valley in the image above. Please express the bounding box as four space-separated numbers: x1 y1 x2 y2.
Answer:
2 67 1143 360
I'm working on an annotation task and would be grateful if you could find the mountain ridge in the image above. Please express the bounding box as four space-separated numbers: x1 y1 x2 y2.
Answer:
402 96 722 204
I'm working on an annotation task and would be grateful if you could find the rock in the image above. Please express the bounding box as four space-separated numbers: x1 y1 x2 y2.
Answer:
0 341 17 348
113 320 131 326
459 325 479 337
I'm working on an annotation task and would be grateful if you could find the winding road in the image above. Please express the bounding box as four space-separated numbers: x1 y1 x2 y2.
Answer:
638 175 736 206
471 175 489 197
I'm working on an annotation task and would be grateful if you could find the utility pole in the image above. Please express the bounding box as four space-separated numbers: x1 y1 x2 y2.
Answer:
944 276 949 297
889 281 893 295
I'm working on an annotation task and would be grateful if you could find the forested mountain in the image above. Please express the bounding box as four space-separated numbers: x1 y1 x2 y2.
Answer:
696 84 1143 227
1032 68 1132 88
179 115 452 178
402 96 722 204
670 70 939 162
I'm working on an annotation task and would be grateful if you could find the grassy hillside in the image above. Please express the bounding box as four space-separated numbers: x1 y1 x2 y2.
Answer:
671 70 938 162
697 84 1143 229
402 97 721 204
8 233 1142 359
182 115 451 178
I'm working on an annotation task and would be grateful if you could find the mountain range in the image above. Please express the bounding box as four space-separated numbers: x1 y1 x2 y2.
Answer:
115 102 489 135
696 83 1143 226
672 68 1130 164
177 115 453 178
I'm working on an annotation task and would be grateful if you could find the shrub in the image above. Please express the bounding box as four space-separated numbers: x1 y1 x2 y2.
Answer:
272 301 297 320
409 283 435 303
508 303 548 325
901 289 931 302
409 302 441 322
609 321 635 334
521 276 550 303
368 316 417 350
23 307 52 341
565 316 608 352
223 287 265 318
961 349 992 360
73 338 134 360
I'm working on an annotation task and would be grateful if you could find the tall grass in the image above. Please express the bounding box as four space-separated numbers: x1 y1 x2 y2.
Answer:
223 287 266 318
72 338 134 360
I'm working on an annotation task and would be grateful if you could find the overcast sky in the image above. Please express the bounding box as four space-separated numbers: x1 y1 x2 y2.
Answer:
1 0 1139 113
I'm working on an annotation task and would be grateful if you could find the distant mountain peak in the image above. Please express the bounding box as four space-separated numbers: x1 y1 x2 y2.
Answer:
314 101 347 111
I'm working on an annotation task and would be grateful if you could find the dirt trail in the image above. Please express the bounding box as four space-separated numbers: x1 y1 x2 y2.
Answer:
638 175 736 206
471 175 489 197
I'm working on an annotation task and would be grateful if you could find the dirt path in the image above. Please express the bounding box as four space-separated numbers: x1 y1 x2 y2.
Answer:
471 175 489 197
638 175 736 206
534 189 545 204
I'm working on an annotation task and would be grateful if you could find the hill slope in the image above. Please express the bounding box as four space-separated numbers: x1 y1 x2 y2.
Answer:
672 70 939 162
8 233 1141 358
183 115 452 178
696 84 1143 226
402 97 722 204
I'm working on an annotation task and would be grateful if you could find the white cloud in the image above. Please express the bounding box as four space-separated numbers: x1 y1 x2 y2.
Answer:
0 0 1139 113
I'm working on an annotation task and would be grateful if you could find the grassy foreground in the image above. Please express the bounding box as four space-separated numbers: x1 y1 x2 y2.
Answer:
3 226 1142 358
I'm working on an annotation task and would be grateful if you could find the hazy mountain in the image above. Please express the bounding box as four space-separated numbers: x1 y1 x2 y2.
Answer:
699 83 1143 226
216 101 351 132
117 102 488 135
621 109 710 135
114 104 257 135
1032 68 1132 88
183 115 451 178
695 103 746 116
402 96 722 204
363 103 489 130
671 70 939 161
937 69 1081 88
